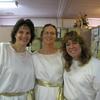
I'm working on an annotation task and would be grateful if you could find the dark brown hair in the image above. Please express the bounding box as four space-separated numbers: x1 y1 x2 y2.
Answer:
62 31 91 71
11 18 35 46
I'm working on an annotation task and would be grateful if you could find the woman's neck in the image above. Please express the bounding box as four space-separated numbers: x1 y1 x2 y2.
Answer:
39 44 57 54
11 43 26 52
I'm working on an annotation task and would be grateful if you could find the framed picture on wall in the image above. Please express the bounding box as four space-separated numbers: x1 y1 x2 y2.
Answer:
91 27 99 41
96 26 100 59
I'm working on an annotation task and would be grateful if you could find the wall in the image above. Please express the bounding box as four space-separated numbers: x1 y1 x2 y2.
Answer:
0 18 100 27
0 26 12 42
0 18 75 27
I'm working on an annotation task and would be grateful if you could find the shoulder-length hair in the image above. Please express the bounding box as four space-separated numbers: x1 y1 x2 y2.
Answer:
11 18 35 46
62 31 91 71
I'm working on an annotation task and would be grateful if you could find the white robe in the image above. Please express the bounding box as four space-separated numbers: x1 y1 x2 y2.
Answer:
32 51 64 100
0 42 35 100
64 57 100 100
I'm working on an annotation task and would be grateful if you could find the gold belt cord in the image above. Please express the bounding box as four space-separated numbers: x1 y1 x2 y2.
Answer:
27 89 35 100
0 89 34 100
0 92 25 96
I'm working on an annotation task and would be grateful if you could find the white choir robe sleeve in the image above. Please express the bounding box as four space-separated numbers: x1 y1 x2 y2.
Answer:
0 43 6 74
92 59 100 100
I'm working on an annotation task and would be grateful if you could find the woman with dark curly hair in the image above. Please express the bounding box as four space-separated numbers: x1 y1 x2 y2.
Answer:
0 18 35 100
62 31 100 100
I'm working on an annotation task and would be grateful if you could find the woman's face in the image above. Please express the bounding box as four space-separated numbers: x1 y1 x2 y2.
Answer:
15 25 31 47
66 40 81 60
42 26 56 45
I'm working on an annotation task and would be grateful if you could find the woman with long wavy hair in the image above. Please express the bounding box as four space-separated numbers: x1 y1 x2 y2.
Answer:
62 31 100 100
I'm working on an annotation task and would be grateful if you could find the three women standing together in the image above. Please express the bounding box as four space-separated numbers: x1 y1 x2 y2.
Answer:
0 18 100 100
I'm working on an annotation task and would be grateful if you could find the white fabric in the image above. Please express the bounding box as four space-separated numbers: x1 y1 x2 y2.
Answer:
64 57 100 100
32 50 64 100
0 42 35 100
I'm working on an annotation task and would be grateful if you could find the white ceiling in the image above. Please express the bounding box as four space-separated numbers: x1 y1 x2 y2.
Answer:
0 0 100 19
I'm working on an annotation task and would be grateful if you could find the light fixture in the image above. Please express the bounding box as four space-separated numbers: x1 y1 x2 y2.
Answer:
0 0 18 9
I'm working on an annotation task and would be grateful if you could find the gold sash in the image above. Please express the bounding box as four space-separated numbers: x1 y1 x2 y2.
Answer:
0 89 34 100
0 92 25 96
27 89 35 100
37 79 64 100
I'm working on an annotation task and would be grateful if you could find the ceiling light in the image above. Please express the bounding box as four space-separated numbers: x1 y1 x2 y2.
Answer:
0 0 14 1
0 0 18 9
